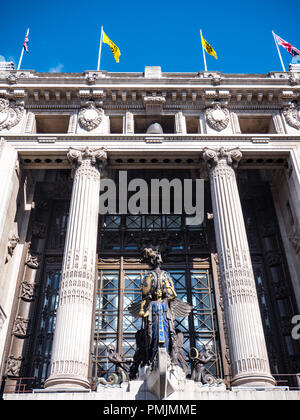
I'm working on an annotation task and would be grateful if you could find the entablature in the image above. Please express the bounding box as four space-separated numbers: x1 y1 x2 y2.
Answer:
0 67 299 110
1 133 294 171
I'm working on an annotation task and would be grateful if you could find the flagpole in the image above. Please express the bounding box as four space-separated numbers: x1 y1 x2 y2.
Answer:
272 30 286 72
97 26 103 71
200 30 207 72
17 28 29 70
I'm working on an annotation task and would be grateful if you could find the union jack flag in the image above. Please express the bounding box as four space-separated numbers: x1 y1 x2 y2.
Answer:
274 32 300 57
23 33 29 53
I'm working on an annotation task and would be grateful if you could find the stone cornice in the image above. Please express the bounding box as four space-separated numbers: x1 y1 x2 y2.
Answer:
2 133 300 144
0 68 299 109
0 87 298 110
0 68 297 80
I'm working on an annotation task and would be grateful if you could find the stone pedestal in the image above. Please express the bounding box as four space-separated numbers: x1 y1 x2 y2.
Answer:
203 147 275 387
45 147 107 389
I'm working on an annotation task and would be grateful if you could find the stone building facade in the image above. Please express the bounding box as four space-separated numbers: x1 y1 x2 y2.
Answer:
0 63 300 400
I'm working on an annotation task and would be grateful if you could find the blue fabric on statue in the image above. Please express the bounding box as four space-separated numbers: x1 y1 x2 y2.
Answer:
151 299 170 359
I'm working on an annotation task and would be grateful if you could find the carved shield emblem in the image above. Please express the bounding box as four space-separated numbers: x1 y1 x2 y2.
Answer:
205 103 230 131
283 103 300 130
78 103 104 131
0 98 24 131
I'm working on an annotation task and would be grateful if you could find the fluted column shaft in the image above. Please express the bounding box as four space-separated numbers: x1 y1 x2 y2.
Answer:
45 147 107 389
203 147 275 387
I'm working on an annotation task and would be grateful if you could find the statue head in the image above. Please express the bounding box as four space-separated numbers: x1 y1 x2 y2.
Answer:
203 344 213 354
142 246 163 268
155 288 163 301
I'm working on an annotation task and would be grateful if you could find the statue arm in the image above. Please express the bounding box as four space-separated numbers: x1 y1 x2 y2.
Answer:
164 274 177 301
139 299 149 318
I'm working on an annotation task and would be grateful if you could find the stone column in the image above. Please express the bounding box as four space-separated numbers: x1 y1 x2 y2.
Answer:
203 147 275 387
45 147 107 389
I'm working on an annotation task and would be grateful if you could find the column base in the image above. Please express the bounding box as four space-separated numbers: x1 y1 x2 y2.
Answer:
44 375 90 390
231 372 276 388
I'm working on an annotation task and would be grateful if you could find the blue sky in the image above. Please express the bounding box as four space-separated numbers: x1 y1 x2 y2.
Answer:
1 0 299 74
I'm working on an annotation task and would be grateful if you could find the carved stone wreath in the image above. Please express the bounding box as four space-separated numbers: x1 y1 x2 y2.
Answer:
0 98 24 131
78 102 104 131
283 103 300 130
205 103 230 131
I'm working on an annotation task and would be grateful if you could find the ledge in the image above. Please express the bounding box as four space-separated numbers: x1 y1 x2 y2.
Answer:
4 386 300 400
2 133 300 144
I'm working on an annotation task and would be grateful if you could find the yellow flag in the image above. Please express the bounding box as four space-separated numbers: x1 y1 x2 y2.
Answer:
102 31 121 63
201 32 217 59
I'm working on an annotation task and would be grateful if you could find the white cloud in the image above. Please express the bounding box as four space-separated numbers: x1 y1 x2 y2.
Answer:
49 63 64 73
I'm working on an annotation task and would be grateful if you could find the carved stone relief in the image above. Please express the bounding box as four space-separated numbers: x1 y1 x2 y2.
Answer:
205 103 230 131
0 98 24 131
25 252 40 269
6 234 19 262
78 102 104 131
289 73 300 86
6 73 18 84
6 355 23 377
20 281 35 301
283 103 300 130
12 316 29 338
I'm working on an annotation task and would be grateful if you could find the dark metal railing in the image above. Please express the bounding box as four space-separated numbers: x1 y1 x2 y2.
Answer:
272 373 300 390
2 377 36 394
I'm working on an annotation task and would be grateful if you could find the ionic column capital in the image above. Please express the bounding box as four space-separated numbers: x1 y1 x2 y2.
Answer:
203 147 242 169
67 146 107 169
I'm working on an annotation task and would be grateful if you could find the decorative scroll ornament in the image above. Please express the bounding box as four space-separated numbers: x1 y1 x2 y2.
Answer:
78 102 104 131
0 98 24 131
283 103 300 130
205 103 230 131
67 146 107 168
203 147 242 168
